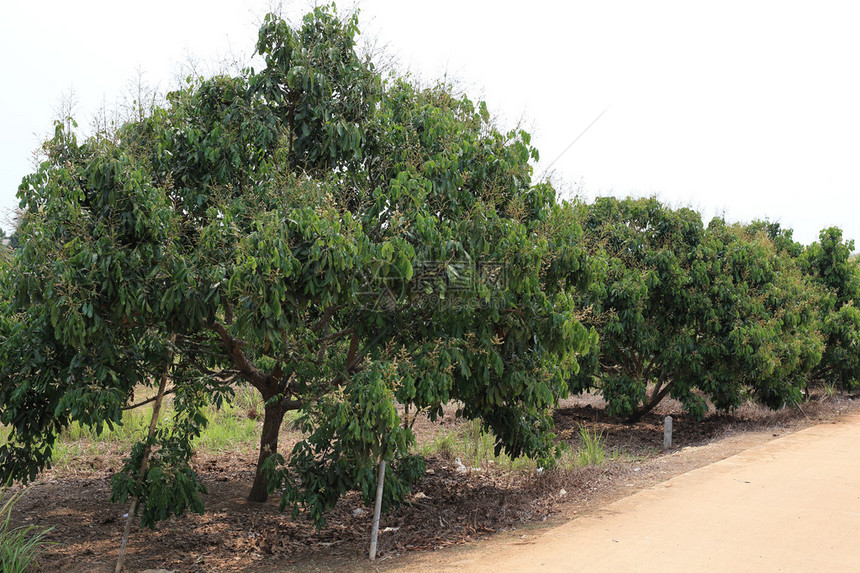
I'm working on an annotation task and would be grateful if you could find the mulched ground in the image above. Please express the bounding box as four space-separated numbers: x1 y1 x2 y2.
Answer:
9 393 859 572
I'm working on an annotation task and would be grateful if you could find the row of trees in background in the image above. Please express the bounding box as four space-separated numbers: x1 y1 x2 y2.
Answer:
570 197 860 421
0 4 858 531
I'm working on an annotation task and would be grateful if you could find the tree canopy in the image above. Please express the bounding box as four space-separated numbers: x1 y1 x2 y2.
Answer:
0 5 595 528
569 197 824 420
800 227 860 389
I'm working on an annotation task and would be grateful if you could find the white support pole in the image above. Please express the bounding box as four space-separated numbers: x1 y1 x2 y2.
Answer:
369 459 387 561
663 415 673 449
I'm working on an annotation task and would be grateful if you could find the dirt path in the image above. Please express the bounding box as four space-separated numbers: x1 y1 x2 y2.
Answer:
394 414 860 572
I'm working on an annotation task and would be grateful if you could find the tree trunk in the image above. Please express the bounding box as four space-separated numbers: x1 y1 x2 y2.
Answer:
248 401 287 503
116 334 175 573
628 380 673 423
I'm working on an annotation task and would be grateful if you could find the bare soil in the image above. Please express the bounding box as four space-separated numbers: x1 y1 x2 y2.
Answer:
400 410 860 572
10 393 860 572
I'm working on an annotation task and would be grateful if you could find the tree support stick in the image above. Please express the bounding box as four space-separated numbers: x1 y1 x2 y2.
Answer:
663 416 673 449
369 459 387 562
115 336 175 573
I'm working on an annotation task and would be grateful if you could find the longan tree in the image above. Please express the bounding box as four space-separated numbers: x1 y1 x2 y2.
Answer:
0 5 594 527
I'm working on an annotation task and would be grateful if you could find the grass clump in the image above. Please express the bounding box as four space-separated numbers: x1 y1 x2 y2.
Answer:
0 490 53 573
575 424 611 466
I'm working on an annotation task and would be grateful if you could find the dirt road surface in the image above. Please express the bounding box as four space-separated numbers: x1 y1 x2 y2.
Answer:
397 414 860 572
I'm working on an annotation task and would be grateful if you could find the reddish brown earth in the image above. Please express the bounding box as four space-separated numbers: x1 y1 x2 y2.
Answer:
9 394 859 572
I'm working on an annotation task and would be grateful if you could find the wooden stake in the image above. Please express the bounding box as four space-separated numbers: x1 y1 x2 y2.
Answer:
115 336 175 573
369 459 387 561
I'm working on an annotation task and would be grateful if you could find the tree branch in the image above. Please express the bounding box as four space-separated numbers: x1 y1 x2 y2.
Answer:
206 319 266 388
310 305 339 333
123 388 176 411
346 332 360 369
321 325 354 345
630 377 674 421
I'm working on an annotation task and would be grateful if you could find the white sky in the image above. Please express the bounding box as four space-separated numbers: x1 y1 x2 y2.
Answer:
2 0 859 246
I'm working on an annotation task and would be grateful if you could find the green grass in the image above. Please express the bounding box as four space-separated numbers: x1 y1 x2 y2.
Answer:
194 400 261 451
230 384 265 418
419 419 537 471
60 406 151 443
0 383 309 474
575 424 609 466
418 420 620 470
52 440 111 468
418 419 622 472
0 489 53 573
23 384 270 469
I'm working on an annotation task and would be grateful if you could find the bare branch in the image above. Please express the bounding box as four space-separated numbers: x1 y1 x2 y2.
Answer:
123 388 176 411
